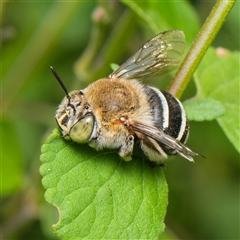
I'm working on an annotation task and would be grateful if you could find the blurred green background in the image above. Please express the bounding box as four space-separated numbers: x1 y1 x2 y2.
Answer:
1 1 239 239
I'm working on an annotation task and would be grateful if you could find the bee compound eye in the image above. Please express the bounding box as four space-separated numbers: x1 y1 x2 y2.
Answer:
69 115 94 143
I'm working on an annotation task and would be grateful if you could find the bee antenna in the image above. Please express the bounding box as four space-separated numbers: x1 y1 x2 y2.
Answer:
50 66 70 99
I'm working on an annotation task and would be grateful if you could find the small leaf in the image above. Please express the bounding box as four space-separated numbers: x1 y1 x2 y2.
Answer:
183 98 225 121
110 63 119 71
40 129 168 239
194 47 240 153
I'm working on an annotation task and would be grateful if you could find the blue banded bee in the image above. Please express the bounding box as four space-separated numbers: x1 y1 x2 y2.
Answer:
52 30 198 165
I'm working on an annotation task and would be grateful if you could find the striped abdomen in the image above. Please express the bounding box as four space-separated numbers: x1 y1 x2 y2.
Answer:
142 86 189 159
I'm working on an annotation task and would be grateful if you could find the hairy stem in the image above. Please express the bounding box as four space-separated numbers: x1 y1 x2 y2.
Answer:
167 0 236 98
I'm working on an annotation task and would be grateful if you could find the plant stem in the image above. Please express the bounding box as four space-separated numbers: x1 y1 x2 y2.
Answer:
167 0 236 99
73 8 136 88
1 2 82 113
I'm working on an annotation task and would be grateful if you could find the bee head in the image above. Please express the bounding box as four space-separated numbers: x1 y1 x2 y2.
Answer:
51 67 95 143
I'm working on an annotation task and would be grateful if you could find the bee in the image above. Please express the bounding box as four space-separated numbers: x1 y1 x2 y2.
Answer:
51 30 198 165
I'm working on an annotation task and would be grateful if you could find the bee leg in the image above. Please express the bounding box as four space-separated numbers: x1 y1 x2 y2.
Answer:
144 159 168 168
118 135 134 161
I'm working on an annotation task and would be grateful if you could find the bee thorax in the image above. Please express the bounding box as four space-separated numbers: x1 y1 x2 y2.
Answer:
84 78 154 153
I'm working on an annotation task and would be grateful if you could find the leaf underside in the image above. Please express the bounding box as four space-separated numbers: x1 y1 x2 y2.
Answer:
183 98 225 121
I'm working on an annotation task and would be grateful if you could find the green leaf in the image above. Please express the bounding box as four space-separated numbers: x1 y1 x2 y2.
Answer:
40 129 168 239
1 118 23 196
183 98 225 121
121 0 200 43
194 47 240 153
110 63 119 71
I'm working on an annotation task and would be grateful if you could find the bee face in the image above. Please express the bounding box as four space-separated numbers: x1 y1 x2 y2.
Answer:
56 90 95 143
52 30 198 165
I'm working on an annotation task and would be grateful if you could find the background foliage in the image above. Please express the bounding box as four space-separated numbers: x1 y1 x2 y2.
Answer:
1 1 239 239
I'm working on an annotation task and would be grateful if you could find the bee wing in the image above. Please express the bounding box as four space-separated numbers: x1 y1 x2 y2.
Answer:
129 121 197 162
109 30 185 80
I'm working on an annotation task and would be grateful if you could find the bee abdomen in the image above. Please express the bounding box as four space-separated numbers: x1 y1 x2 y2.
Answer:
144 86 189 154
